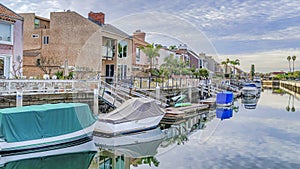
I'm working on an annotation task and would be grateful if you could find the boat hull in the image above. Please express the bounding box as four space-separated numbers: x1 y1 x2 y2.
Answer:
94 115 164 136
0 123 96 152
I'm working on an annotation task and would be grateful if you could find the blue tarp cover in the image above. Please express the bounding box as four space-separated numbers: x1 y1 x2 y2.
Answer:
216 92 233 104
0 103 96 142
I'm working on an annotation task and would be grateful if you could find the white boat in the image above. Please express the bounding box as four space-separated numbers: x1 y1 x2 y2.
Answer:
94 127 165 158
0 138 97 167
0 103 97 152
94 98 165 136
241 83 259 97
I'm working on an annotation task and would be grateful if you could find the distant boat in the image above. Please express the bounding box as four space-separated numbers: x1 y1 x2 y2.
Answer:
216 91 234 107
0 103 97 152
94 98 165 136
241 83 259 97
253 78 262 89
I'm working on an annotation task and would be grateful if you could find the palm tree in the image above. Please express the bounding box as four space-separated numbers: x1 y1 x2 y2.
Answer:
140 43 162 74
287 56 291 73
230 59 240 78
221 58 230 78
292 55 296 73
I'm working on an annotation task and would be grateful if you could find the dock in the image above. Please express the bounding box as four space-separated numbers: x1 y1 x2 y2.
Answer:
161 103 209 125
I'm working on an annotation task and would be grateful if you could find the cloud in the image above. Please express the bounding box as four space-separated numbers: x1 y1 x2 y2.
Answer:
218 49 300 72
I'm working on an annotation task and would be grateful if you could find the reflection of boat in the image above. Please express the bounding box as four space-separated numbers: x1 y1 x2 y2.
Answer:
216 107 233 120
242 96 258 109
241 83 258 97
253 78 262 89
0 103 97 152
94 98 165 136
94 127 165 158
0 138 97 168
216 91 233 107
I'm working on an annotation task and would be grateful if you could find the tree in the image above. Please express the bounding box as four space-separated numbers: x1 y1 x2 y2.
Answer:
250 64 255 79
11 59 23 79
36 55 61 75
140 43 162 74
198 68 209 78
221 58 230 78
292 55 296 73
287 56 291 73
230 59 240 78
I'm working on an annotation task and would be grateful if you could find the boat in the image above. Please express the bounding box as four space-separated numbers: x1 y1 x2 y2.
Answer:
94 127 165 158
0 138 97 168
253 78 262 89
241 83 259 97
216 91 233 107
94 98 166 136
0 103 97 152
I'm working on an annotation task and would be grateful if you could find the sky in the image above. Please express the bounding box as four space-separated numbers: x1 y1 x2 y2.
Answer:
4 0 300 73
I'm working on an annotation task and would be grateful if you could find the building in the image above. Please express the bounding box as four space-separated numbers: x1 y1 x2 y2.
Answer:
21 11 132 82
0 3 23 79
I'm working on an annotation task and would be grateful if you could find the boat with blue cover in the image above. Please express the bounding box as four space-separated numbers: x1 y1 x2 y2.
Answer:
0 103 97 152
216 91 234 107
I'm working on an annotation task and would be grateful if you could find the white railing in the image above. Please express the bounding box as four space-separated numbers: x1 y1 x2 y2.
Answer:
0 79 100 95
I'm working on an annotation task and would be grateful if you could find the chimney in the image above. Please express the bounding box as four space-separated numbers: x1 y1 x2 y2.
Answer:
88 11 105 26
133 30 146 41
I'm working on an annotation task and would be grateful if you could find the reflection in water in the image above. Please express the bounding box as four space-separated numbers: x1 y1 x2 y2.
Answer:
0 139 97 169
286 94 296 112
241 96 259 109
93 127 164 168
216 107 233 120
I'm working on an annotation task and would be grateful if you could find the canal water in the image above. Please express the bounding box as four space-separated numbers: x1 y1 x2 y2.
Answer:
1 89 300 169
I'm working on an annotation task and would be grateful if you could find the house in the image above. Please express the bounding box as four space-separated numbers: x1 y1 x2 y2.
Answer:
21 11 132 82
199 53 219 77
0 3 23 79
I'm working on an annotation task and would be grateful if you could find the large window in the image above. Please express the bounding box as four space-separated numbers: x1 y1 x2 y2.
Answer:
118 64 127 79
136 47 140 62
0 22 12 43
118 40 127 58
34 19 40 29
102 39 115 58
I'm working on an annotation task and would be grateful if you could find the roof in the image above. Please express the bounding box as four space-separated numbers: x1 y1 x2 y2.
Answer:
102 24 130 38
0 3 23 22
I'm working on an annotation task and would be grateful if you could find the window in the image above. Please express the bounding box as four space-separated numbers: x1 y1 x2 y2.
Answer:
102 39 115 58
0 22 12 43
118 40 128 58
34 19 40 29
43 36 49 44
118 64 127 79
0 58 4 76
136 47 140 62
32 34 39 38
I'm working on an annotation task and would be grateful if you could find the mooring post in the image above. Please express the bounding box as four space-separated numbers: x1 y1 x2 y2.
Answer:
188 85 192 103
16 90 23 107
93 89 98 115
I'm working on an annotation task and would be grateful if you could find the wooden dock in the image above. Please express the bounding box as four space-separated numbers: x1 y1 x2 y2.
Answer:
161 103 209 125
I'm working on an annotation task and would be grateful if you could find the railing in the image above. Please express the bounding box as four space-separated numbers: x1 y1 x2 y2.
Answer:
0 79 101 95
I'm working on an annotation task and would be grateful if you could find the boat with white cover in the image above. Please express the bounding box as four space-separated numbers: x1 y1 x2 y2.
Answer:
94 98 165 136
0 103 97 152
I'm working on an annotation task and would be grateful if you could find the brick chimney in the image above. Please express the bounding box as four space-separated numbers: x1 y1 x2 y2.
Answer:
88 11 105 26
133 30 146 41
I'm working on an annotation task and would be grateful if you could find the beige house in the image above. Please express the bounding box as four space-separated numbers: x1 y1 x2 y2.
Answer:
21 11 132 82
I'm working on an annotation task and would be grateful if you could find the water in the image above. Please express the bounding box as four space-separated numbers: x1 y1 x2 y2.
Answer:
1 89 300 169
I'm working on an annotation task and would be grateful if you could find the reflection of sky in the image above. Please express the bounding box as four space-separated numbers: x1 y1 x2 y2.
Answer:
137 90 300 169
